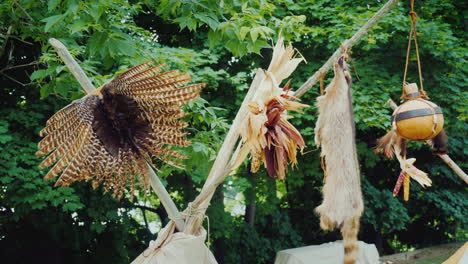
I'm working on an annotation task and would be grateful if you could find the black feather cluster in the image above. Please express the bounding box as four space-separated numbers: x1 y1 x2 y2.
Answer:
92 87 151 157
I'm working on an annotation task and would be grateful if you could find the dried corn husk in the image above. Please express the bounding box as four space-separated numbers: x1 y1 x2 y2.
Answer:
376 122 432 201
230 38 308 179
388 137 432 200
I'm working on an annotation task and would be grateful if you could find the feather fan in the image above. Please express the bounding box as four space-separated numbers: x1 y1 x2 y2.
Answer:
314 56 363 264
37 62 204 199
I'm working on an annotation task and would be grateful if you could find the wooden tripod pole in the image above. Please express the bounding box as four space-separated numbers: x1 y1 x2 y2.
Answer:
294 0 401 98
48 38 185 231
387 99 468 184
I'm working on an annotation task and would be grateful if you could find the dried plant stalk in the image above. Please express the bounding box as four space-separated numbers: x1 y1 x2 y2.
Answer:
403 173 410 201
231 38 308 179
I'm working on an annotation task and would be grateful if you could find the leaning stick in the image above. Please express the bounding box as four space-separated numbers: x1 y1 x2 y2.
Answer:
48 38 186 231
387 99 468 184
49 39 95 94
182 69 264 234
294 0 401 98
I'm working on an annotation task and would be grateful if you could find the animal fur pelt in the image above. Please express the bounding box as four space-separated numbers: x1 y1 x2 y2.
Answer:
37 62 203 199
314 56 363 264
428 129 448 155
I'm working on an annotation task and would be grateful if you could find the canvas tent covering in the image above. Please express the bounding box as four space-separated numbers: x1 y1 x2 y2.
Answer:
274 241 379 264
132 222 217 264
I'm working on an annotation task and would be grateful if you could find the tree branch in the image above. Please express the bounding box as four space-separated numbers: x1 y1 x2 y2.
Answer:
141 207 150 231
0 72 30 86
12 0 34 21
294 0 401 98
0 32 33 45
132 204 160 214
0 26 13 58
0 61 39 73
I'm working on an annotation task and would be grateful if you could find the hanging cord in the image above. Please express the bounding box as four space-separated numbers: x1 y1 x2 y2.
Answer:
320 156 327 181
401 0 428 100
340 46 361 82
318 46 356 96
340 45 350 61
319 70 326 95
349 56 361 82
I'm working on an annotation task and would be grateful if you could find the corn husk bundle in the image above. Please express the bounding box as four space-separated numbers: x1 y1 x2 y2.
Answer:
230 38 308 179
314 56 363 264
376 129 432 201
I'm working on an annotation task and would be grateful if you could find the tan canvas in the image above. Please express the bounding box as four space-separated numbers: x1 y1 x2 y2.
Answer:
274 241 379 264
131 223 217 264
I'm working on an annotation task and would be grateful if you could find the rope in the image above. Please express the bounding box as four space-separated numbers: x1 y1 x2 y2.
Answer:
320 156 327 181
171 203 211 246
415 98 440 140
350 57 361 82
319 70 326 95
142 202 211 258
401 0 428 100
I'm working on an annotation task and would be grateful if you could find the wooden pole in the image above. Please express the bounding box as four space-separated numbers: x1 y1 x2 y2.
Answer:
182 69 264 234
387 99 468 184
48 38 185 231
49 39 95 94
294 0 401 98
147 164 185 230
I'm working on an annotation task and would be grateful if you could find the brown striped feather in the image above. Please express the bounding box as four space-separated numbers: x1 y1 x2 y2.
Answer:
44 102 78 127
44 126 90 180
55 131 94 186
40 106 80 136
38 124 87 168
37 118 82 156
127 70 182 85
38 62 203 198
117 62 153 80
149 134 191 146
122 64 167 82
123 77 192 95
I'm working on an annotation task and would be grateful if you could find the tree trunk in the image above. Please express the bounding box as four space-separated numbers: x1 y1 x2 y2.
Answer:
212 183 226 263
245 203 256 226
244 169 257 226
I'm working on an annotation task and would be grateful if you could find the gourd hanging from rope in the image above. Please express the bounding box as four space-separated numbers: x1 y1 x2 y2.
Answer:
376 0 448 201
394 0 446 144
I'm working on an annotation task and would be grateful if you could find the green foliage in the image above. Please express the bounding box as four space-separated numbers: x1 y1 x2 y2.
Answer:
224 211 304 263
1 0 467 263
152 0 311 56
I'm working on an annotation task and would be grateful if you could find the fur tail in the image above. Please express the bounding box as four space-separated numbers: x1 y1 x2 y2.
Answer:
430 129 448 155
341 216 360 264
375 130 406 158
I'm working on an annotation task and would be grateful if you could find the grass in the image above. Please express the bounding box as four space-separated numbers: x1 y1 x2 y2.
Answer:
411 254 452 264
381 242 465 264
